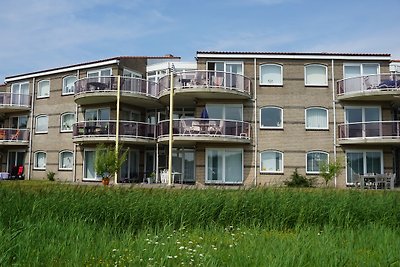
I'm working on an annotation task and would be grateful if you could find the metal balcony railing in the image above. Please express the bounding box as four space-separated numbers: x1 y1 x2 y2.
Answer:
73 120 156 139
0 128 29 142
158 119 251 140
158 71 252 96
337 73 400 96
74 77 159 98
0 93 30 108
338 121 400 140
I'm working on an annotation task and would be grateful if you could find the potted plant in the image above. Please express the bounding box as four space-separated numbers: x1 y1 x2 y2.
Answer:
95 144 128 185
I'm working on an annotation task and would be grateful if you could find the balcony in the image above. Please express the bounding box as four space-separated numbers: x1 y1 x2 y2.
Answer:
72 120 156 144
74 77 161 108
338 121 400 144
157 119 251 145
0 128 29 145
158 71 252 105
0 93 30 112
337 73 400 101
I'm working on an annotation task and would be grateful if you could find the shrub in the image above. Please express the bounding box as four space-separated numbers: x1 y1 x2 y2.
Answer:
46 171 55 181
284 169 314 187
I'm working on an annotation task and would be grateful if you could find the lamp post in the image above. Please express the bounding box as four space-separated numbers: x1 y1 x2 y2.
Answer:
168 64 175 186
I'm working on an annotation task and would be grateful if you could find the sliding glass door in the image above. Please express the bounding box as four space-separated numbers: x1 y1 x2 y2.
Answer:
206 148 243 184
346 151 383 184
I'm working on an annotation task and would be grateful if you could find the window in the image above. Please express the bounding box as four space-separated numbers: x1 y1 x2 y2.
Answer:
85 108 110 121
345 107 380 138
35 115 48 133
87 68 112 78
206 148 243 184
207 62 243 75
305 64 328 86
61 113 75 132
123 69 142 78
305 107 328 129
260 151 283 173
11 82 29 106
63 76 76 95
260 107 283 129
344 63 379 79
306 151 328 174
260 64 283 85
59 151 73 170
34 151 46 170
11 116 28 129
37 80 50 98
206 104 243 121
84 150 98 180
346 151 383 184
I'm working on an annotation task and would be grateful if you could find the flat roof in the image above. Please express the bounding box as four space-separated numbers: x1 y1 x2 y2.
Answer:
5 55 180 83
196 51 391 61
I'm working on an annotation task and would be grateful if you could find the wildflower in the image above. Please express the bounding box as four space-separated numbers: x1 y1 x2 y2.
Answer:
199 254 204 257
179 246 185 250
112 248 118 252
167 256 173 259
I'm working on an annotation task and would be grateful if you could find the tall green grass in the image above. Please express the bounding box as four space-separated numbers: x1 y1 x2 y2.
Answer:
1 181 400 266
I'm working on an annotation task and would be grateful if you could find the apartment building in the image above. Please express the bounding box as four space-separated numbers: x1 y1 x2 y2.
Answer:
0 51 397 188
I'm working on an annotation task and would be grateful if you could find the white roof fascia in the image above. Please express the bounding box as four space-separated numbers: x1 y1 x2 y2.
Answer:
5 59 119 82
196 53 391 61
147 61 197 72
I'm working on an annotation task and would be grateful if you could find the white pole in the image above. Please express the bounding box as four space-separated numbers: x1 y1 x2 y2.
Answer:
168 67 174 186
27 77 35 180
253 58 258 186
331 59 337 188
115 75 121 184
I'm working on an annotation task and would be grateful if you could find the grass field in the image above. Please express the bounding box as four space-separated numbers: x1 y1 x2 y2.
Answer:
1 181 400 266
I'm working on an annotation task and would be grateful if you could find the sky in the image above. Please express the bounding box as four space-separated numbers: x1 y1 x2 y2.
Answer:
1 0 399 82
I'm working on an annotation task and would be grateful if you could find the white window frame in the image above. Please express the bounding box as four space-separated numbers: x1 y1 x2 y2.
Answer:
59 150 73 170
259 64 283 86
260 106 283 129
37 80 50 98
205 148 243 184
306 151 329 174
87 68 112 78
343 63 380 79
304 64 328 86
305 107 329 130
123 68 142 78
206 104 243 121
83 148 100 181
60 112 75 132
11 115 28 129
260 150 284 174
345 150 384 184
62 75 77 95
35 115 48 134
206 61 244 75
344 106 382 123
34 151 47 170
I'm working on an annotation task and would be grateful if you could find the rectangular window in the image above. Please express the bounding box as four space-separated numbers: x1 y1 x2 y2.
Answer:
11 116 28 129
59 151 73 170
34 152 46 170
206 104 243 121
260 151 283 173
345 107 380 138
37 80 50 98
306 151 328 174
260 64 283 85
344 63 379 79
206 148 243 184
260 107 283 129
63 76 77 95
346 151 383 184
85 108 110 121
305 65 328 86
61 113 75 132
84 150 98 180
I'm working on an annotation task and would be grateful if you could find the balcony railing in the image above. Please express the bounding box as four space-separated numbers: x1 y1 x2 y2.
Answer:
337 73 400 96
338 121 400 140
73 120 156 139
0 128 29 143
0 93 30 108
158 71 252 96
158 119 251 140
74 77 159 98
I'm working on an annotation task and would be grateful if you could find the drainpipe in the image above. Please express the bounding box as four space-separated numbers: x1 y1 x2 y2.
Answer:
253 58 258 186
115 75 121 184
27 77 35 180
331 59 337 187
168 66 174 186
73 69 79 182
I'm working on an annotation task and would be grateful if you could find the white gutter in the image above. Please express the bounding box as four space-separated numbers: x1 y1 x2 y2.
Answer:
73 69 79 182
331 59 337 188
253 58 258 186
197 53 390 61
27 77 35 180
5 59 120 83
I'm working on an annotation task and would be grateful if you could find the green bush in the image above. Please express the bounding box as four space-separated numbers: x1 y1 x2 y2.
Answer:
284 168 314 187
46 171 55 181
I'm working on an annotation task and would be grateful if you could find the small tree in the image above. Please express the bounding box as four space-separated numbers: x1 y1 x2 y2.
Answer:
95 144 128 183
319 159 343 187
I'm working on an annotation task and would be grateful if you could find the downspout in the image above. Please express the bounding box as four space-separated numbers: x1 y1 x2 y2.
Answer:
115 75 121 184
331 59 337 187
253 58 258 186
27 77 35 180
168 66 174 186
73 69 79 182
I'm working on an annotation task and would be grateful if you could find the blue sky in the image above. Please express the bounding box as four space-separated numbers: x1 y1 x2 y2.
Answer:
1 0 399 82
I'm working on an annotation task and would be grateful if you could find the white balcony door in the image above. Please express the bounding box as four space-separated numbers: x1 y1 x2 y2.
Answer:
172 149 195 183
11 83 29 105
346 151 383 184
345 107 380 138
206 148 243 184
